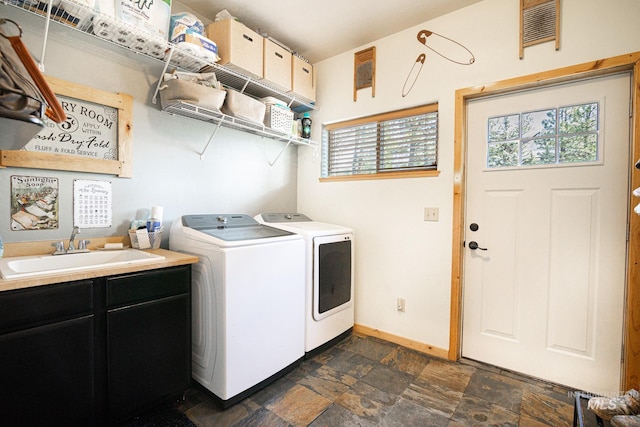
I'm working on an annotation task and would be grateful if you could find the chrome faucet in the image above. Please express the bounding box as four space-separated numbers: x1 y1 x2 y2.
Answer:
68 226 79 252
51 226 91 255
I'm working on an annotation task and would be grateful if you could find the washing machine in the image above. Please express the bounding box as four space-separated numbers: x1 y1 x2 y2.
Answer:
255 213 354 357
169 214 305 408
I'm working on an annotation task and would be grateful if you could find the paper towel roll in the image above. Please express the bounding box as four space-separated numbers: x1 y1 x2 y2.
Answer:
199 49 219 64
127 30 150 54
132 33 148 44
148 49 166 60
176 41 200 56
147 38 168 60
147 40 167 52
92 16 116 39
109 26 135 47
114 26 133 39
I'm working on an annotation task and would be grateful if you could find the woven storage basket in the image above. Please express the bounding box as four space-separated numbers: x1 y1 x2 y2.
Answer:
221 89 266 124
264 104 294 134
159 79 226 111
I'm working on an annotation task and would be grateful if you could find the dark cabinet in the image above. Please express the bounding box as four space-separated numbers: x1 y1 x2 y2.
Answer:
106 267 191 423
0 265 191 426
0 280 96 427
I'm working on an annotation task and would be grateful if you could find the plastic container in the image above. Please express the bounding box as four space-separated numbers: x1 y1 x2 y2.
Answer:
0 235 3 258
301 112 312 139
146 206 164 232
264 104 294 134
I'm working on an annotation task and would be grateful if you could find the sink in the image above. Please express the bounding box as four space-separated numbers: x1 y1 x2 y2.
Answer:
0 249 166 279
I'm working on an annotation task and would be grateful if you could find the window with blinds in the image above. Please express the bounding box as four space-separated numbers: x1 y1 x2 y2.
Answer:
321 104 438 179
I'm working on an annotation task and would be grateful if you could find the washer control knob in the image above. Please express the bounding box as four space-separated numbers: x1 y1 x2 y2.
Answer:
285 213 292 220
217 216 227 223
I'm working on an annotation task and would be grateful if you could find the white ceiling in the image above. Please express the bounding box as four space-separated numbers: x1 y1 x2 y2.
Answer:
178 0 483 63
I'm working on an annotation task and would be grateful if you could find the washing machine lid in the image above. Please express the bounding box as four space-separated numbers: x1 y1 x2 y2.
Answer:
182 214 295 241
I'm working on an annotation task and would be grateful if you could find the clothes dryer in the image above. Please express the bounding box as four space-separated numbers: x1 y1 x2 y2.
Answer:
255 213 354 357
170 214 305 407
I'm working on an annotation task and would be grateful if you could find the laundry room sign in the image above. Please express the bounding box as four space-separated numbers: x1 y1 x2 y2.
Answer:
0 76 134 178
23 95 119 161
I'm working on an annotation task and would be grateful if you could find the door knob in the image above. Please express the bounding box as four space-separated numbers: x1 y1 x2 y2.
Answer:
468 241 487 251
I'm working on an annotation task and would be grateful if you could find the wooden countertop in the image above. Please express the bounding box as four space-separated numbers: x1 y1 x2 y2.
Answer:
0 246 198 293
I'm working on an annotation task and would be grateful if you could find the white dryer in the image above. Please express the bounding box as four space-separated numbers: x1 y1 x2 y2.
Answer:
169 214 305 408
255 213 354 357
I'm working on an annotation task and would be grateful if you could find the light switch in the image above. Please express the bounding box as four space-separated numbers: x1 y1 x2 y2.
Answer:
424 207 439 222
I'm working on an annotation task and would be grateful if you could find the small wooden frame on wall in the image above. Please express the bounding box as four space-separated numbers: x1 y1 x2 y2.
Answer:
354 46 376 101
0 76 134 177
520 0 560 59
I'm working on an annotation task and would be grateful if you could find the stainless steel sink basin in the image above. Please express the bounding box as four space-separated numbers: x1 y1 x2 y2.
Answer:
0 249 166 279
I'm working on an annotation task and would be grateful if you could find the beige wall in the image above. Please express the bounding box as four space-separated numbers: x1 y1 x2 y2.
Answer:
298 0 640 351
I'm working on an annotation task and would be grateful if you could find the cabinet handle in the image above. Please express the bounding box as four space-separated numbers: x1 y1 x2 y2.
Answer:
302 67 310 74
275 52 283 59
243 34 253 43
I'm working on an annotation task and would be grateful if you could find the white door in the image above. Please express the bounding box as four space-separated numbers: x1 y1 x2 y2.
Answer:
462 73 630 393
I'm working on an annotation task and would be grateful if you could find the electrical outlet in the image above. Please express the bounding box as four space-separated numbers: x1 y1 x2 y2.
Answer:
424 207 439 222
397 298 406 312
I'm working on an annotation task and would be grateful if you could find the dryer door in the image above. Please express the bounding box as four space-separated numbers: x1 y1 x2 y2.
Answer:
313 233 353 320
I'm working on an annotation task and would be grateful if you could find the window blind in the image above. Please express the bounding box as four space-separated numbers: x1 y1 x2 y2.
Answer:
322 107 438 178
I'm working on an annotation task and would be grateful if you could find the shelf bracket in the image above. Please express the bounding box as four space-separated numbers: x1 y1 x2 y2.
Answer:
198 117 225 159
268 137 293 167
36 0 55 71
239 79 250 94
152 45 176 105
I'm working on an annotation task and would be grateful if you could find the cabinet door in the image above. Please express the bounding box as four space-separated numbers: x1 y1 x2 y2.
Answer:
107 294 190 422
0 316 95 426
106 266 190 307
0 280 94 333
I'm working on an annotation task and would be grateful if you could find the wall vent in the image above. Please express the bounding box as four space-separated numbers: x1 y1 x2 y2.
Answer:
520 0 560 59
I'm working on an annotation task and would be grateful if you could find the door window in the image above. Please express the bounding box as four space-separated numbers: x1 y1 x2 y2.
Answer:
487 102 600 168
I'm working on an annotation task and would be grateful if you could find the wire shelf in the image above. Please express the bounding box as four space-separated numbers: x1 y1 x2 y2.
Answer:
3 0 316 112
162 101 316 147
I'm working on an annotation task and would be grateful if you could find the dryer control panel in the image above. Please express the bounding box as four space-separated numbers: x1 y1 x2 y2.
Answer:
260 213 312 223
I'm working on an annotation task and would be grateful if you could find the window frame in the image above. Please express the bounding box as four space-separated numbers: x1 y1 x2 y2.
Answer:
320 103 440 181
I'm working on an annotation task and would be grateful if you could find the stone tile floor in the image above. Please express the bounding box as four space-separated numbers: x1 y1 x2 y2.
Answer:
163 333 603 426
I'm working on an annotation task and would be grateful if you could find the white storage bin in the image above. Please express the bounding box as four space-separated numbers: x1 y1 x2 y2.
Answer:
264 104 294 134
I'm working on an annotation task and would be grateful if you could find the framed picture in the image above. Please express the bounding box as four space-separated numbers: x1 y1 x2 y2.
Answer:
10 175 59 231
0 76 134 177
